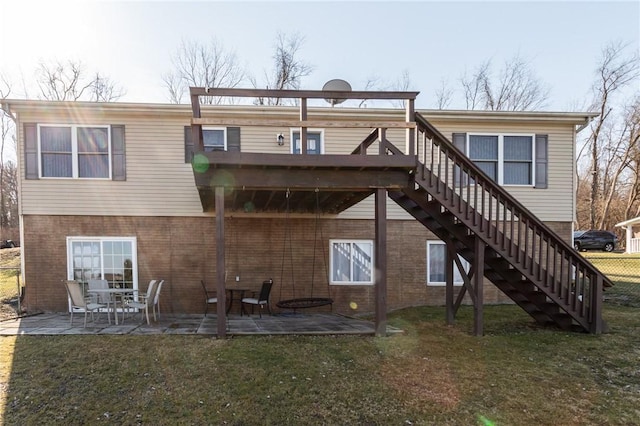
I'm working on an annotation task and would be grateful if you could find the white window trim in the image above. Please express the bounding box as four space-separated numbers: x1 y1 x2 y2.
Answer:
66 236 138 312
37 124 112 179
290 128 324 154
467 133 535 186
329 239 374 285
426 240 469 286
202 126 227 151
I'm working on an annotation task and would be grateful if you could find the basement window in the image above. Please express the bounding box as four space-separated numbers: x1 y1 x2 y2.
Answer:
66 237 138 291
330 239 374 285
426 241 469 286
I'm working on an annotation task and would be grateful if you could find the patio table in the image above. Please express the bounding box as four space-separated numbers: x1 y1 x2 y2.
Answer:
225 288 249 314
87 288 137 325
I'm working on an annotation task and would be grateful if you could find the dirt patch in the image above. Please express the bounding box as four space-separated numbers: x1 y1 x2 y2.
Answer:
382 355 461 410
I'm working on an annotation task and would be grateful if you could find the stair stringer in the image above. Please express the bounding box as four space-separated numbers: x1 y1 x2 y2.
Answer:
389 184 592 332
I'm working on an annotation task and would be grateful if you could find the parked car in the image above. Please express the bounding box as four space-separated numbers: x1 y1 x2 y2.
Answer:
573 230 617 252
0 239 16 249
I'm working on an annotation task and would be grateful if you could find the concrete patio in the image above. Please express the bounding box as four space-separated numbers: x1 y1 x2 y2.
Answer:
0 312 401 336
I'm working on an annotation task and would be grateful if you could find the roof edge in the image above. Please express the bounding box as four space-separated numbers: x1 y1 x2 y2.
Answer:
2 99 599 124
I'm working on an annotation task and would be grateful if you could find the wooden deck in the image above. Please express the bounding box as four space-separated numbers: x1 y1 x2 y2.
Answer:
188 86 612 337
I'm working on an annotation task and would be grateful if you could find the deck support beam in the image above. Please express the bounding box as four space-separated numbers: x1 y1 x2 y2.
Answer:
215 186 227 338
374 188 387 337
445 241 455 325
473 235 485 336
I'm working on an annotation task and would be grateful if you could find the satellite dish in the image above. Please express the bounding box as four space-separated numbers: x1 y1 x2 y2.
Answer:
322 79 352 106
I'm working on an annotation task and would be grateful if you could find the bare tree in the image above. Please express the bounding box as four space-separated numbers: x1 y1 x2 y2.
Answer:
622 97 640 220
358 69 413 108
252 32 313 106
583 41 639 228
460 56 549 111
390 69 412 108
0 74 17 239
358 74 384 108
0 161 18 236
36 59 125 101
164 38 245 105
597 100 640 229
460 60 490 110
434 78 453 110
90 73 125 102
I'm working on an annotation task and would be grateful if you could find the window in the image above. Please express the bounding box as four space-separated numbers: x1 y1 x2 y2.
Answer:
330 239 374 285
67 237 137 290
39 125 110 178
426 241 469 286
468 134 534 185
291 130 323 154
202 127 227 151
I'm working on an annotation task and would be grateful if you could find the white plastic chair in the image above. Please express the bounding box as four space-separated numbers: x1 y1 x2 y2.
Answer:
152 279 164 321
125 280 158 325
64 280 106 327
87 279 113 325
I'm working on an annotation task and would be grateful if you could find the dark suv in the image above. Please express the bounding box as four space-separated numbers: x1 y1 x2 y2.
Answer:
573 230 617 252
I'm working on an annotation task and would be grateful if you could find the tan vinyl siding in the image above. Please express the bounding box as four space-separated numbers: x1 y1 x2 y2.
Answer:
340 120 576 222
12 103 579 221
426 119 575 222
18 112 205 216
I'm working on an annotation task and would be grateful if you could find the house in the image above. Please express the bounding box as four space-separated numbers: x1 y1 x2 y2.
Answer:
2 87 612 337
615 216 640 254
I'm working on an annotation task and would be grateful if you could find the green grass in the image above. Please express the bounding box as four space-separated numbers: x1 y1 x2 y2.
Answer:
1 250 639 424
1 304 640 425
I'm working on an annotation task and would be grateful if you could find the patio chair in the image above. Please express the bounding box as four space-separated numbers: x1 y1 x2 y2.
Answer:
201 280 218 316
64 280 106 328
125 279 158 325
151 279 164 321
241 279 273 318
87 279 113 324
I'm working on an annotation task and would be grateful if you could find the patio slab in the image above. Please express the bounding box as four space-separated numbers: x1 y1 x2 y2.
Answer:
0 312 402 337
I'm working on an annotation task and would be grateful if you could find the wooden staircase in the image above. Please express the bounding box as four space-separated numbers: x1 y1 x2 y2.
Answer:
383 112 612 334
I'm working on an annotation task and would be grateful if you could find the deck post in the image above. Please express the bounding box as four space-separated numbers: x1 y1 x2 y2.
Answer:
375 188 387 337
300 98 307 155
191 94 203 151
473 235 484 336
378 128 387 154
406 98 415 156
591 274 603 334
215 186 227 338
445 241 455 325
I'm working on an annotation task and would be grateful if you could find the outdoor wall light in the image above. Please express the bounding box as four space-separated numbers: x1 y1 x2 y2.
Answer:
277 133 285 146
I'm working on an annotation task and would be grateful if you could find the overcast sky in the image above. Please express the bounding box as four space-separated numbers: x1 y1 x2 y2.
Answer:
1 1 638 111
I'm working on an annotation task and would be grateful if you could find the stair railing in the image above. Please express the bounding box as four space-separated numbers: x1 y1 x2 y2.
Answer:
412 112 611 333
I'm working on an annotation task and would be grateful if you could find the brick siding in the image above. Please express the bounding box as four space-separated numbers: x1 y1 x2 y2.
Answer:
22 215 572 315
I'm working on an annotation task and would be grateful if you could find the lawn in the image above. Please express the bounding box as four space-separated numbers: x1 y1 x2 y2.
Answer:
1 303 639 425
0 248 20 320
584 252 640 306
